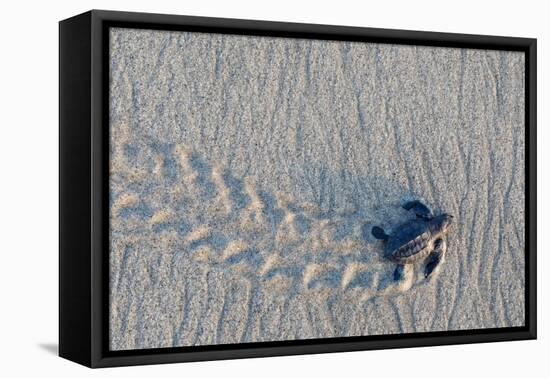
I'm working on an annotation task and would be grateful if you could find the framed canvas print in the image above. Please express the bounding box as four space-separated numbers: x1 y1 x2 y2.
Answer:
59 10 536 368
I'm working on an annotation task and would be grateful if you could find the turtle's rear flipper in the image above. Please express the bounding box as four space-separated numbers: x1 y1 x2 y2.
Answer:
424 238 447 279
371 226 389 241
403 200 433 220
393 264 406 281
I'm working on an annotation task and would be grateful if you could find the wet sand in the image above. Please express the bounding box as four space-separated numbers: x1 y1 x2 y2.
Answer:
108 28 525 350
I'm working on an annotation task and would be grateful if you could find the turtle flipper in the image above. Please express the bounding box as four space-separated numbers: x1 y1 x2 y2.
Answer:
393 264 406 281
403 200 433 220
424 238 447 279
371 226 389 241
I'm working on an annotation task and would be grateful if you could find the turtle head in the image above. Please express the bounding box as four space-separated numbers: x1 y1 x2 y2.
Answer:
430 213 454 235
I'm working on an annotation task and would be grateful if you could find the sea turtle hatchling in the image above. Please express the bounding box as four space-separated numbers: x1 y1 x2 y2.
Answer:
371 200 453 281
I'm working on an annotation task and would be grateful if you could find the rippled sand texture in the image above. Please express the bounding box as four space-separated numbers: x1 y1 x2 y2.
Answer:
109 28 525 350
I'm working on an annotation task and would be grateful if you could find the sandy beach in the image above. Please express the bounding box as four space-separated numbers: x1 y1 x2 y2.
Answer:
108 28 525 350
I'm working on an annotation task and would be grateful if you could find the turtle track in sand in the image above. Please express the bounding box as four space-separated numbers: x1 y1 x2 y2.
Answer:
110 143 437 302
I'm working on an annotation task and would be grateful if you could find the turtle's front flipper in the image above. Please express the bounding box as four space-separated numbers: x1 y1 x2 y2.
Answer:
371 226 389 241
402 200 433 220
424 238 447 279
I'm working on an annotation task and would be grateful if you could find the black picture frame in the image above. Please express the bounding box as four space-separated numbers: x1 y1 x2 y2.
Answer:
59 9 537 368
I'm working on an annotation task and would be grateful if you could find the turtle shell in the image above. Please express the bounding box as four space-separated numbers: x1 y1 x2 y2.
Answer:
385 219 433 263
